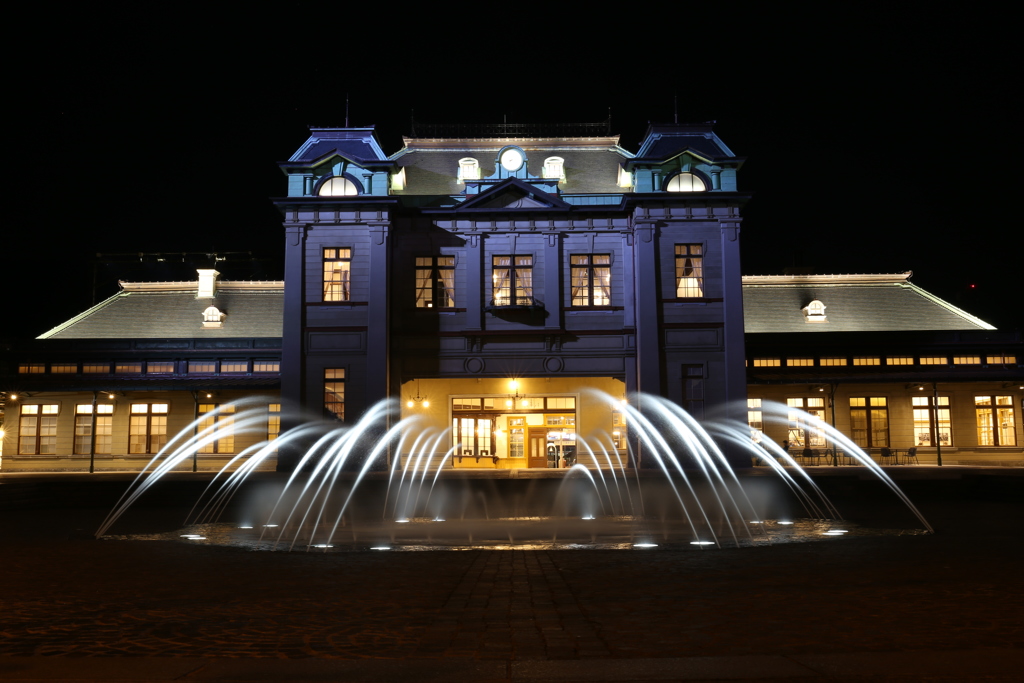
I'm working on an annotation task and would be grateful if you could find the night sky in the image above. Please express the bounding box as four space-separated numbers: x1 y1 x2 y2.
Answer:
8 9 1019 339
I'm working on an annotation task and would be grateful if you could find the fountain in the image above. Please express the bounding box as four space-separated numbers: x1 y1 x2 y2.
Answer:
96 391 933 550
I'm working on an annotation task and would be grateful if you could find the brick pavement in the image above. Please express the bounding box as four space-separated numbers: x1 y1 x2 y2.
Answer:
0 472 1022 680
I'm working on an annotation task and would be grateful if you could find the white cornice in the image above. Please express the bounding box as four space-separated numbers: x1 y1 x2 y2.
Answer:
742 272 913 285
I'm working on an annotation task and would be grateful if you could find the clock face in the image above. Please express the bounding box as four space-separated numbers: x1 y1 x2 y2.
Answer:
500 148 523 172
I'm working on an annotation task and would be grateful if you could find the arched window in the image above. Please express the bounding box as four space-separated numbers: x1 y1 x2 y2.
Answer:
318 177 358 196
665 172 706 192
543 157 565 181
458 158 480 182
802 299 828 323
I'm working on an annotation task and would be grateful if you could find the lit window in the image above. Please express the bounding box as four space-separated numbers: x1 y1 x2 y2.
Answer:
128 404 169 454
665 172 706 192
18 404 59 455
82 363 109 374
115 363 142 374
786 358 814 367
458 158 480 182
820 357 847 366
753 358 781 367
543 156 565 181
51 364 77 374
849 397 888 448
75 403 114 455
415 256 456 308
254 361 280 373
853 357 880 366
492 255 533 306
318 177 357 196
912 396 951 447
987 355 1017 364
390 167 406 192
787 397 827 447
18 364 45 374
325 368 345 420
221 362 248 373
953 356 981 365
198 404 235 454
802 299 828 323
323 248 352 302
975 396 1016 446
147 362 175 374
919 357 947 365
747 398 763 442
268 403 281 441
674 244 704 298
570 254 611 306
547 397 576 410
886 357 914 366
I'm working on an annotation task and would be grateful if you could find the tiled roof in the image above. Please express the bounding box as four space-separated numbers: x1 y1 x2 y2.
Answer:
642 135 733 161
39 286 284 339
392 143 630 195
742 274 995 332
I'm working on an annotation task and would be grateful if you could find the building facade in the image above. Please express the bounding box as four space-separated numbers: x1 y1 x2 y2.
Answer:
274 122 748 469
3 122 1021 471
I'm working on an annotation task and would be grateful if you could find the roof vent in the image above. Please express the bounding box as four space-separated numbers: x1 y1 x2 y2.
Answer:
197 269 220 298
802 299 828 323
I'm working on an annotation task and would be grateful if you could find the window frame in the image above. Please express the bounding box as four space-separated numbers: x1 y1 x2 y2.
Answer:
18 404 59 455
974 396 1016 446
674 244 704 298
665 171 707 192
198 404 236 454
786 397 828 448
911 396 952 447
128 403 169 454
324 368 345 420
491 255 534 307
849 397 889 448
316 175 359 196
323 247 352 302
414 255 456 309
569 253 612 307
74 403 114 455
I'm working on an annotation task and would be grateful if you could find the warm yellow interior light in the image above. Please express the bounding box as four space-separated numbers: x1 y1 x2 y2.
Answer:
422 400 429 408
407 400 414 408
509 380 518 391
9 394 17 400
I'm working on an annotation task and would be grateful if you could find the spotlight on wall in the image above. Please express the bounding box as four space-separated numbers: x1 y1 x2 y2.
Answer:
8 394 16 401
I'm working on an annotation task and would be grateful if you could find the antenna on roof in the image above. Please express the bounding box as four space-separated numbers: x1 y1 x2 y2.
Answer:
673 94 678 124
345 93 350 128
608 106 612 133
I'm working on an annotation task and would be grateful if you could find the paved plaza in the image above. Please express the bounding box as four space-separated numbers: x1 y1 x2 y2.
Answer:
1 469 1022 681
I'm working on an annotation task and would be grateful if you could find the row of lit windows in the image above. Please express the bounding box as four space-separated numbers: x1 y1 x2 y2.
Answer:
746 396 1017 448
750 355 1017 368
452 396 577 411
325 245 706 305
18 361 281 375
15 403 281 455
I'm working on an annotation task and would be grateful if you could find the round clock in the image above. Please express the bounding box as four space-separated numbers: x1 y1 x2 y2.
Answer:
500 148 524 172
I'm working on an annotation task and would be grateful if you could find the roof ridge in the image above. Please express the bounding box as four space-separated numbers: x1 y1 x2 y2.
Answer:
36 291 126 339
903 281 997 330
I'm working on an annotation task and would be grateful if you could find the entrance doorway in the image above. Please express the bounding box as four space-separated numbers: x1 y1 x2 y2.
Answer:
528 427 576 468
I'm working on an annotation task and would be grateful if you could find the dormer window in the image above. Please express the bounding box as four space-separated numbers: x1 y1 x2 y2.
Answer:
390 167 406 192
803 299 828 323
202 306 225 328
543 157 565 182
318 176 358 196
666 172 706 192
458 158 480 182
618 165 633 188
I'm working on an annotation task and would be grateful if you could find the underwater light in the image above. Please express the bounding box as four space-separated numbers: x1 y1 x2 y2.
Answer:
778 521 794 525
263 524 279 528
749 521 762 524
396 518 410 523
690 541 714 545
633 543 658 548
433 518 445 522
180 534 202 538
313 544 334 548
582 515 595 520
371 546 391 551
238 526 253 529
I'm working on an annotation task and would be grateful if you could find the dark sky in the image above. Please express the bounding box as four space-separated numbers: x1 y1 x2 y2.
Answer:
8 8 1019 339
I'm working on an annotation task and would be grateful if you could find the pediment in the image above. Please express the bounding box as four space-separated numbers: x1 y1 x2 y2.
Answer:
457 177 570 211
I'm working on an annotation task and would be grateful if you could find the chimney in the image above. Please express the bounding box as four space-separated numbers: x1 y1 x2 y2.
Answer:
197 269 220 298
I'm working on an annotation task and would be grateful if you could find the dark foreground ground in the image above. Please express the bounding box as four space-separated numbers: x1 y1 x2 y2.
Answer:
1 468 1022 682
